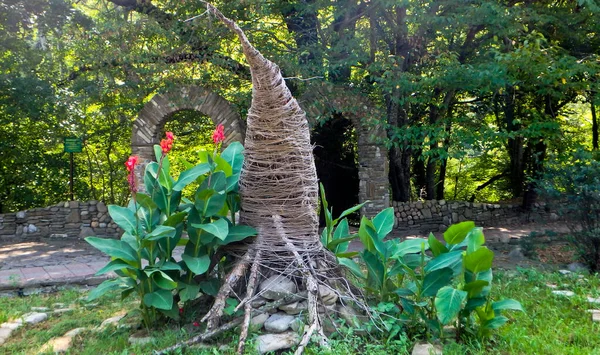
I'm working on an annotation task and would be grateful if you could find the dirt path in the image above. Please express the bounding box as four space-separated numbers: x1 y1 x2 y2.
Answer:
0 222 574 272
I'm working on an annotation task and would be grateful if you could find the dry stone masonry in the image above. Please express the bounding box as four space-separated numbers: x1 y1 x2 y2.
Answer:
393 200 553 233
252 275 365 354
0 200 120 240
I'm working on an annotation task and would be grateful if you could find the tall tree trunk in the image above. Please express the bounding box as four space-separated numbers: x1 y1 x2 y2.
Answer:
413 149 426 198
436 101 455 200
387 87 412 202
503 86 525 198
389 146 411 201
591 94 598 150
522 95 553 210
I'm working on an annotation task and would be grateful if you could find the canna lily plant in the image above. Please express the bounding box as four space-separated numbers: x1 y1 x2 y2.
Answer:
85 128 256 329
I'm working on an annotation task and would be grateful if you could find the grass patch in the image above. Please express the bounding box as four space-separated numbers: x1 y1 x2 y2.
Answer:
1 269 600 354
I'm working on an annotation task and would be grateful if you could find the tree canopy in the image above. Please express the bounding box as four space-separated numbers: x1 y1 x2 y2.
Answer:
1 0 599 212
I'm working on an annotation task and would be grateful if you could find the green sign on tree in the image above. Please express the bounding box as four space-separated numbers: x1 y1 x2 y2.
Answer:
64 137 82 153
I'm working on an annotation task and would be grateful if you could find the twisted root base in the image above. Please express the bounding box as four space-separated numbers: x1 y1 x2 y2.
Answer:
154 241 367 355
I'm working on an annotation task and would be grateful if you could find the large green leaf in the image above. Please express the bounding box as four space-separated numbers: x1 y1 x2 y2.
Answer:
145 225 177 241
335 202 367 223
192 218 229 241
135 193 158 211
391 238 429 258
226 174 240 193
482 316 509 330
195 188 227 217
85 237 138 263
199 279 220 297
150 147 173 191
332 218 351 253
428 233 448 257
182 254 211 275
336 251 358 258
338 257 365 278
492 299 524 313
422 267 453 297
108 205 137 235
358 216 377 253
95 259 136 276
362 250 384 289
424 250 463 274
372 207 395 239
173 163 211 191
221 141 244 175
464 297 487 312
179 282 201 303
443 221 476 245
144 166 169 211
218 225 257 245
204 171 227 192
213 155 233 176
466 227 485 254
327 236 357 252
152 271 178 290
464 247 494 274
88 278 134 301
143 289 173 310
435 286 468 325
163 212 187 227
463 280 490 298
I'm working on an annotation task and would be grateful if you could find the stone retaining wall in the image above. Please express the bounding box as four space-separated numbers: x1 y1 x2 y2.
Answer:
393 200 553 233
0 201 120 240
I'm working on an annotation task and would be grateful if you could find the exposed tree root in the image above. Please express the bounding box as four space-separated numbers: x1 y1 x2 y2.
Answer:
201 250 254 330
154 292 306 355
236 250 262 354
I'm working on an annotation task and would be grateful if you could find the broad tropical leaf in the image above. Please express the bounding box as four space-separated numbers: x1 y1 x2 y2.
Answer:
85 237 138 263
143 289 173 310
435 286 468 325
108 205 137 235
422 267 453 297
444 221 476 245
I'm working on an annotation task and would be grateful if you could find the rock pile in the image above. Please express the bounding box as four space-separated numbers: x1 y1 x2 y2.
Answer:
251 275 362 354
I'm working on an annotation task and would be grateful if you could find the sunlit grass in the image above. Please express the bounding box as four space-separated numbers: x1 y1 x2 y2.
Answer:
1 269 600 354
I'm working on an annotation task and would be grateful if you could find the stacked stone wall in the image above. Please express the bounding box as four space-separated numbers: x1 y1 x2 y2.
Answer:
393 200 552 233
0 201 120 240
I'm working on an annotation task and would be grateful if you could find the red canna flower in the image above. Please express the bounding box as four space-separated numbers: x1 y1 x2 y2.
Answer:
125 156 139 193
179 307 184 315
160 131 175 154
212 124 225 144
193 321 200 327
125 156 139 173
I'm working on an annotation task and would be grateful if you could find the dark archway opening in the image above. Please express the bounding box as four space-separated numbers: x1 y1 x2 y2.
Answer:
313 115 360 224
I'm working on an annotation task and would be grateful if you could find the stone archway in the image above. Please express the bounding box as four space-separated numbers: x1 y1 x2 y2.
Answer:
131 86 245 189
131 86 244 161
301 85 390 217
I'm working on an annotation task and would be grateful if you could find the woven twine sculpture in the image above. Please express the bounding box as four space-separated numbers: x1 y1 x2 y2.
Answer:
158 4 369 355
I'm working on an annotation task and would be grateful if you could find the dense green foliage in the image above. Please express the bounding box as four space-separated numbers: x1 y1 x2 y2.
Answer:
1 0 600 211
86 138 256 328
538 150 600 270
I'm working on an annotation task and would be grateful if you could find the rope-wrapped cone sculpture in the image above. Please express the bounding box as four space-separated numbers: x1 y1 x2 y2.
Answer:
206 5 322 271
156 3 371 355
